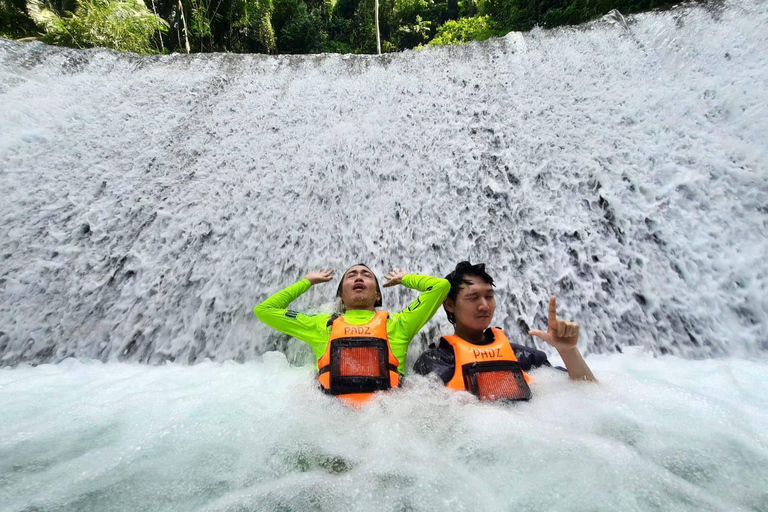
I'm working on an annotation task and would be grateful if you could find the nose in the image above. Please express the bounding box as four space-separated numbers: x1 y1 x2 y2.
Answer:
478 298 490 311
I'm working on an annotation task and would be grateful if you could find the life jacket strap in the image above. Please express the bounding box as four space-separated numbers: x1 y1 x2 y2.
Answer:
317 363 398 375
326 314 340 328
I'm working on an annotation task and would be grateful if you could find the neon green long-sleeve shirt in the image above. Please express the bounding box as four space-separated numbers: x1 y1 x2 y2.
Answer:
253 275 450 374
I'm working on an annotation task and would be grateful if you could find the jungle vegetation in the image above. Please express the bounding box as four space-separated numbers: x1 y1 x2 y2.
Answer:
1 0 698 55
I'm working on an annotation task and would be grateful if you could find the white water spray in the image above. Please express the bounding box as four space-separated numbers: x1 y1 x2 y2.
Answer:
1 2 768 511
1 1 766 365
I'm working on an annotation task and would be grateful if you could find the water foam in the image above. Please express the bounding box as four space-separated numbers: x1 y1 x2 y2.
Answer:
1 1 766 364
1 351 767 511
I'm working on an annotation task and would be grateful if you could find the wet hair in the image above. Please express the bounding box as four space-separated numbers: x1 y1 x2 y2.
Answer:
443 261 495 325
335 263 383 309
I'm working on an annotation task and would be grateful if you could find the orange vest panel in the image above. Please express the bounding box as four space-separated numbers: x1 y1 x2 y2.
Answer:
318 310 400 405
443 328 531 401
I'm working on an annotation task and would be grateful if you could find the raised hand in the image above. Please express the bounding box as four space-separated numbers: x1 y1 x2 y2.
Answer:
304 268 335 285
383 269 408 288
529 296 580 352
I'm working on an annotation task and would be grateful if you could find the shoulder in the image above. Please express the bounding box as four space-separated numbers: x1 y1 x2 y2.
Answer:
413 339 455 383
413 338 454 368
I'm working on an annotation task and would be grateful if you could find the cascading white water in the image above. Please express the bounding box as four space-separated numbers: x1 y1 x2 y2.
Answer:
1 1 766 365
1 2 768 511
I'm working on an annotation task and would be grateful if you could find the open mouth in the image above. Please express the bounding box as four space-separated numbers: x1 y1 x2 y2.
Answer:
352 283 366 291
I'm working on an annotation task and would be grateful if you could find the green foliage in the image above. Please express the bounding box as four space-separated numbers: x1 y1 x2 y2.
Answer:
387 0 428 48
26 0 167 53
231 0 276 52
394 13 430 48
427 13 493 45
349 0 374 52
9 0 688 55
1 0 37 37
322 38 351 52
188 0 217 51
379 0 460 51
326 5 353 49
458 0 477 17
275 0 324 53
479 0 681 32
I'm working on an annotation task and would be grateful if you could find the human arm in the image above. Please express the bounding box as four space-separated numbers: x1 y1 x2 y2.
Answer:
413 343 455 385
388 274 451 340
509 343 556 372
252 270 334 356
383 273 450 373
528 296 597 382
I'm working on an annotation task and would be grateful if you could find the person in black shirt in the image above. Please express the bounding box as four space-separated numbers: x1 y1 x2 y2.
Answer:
414 261 595 394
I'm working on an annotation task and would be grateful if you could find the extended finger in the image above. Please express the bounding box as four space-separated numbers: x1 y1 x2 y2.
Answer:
528 330 550 342
548 296 557 327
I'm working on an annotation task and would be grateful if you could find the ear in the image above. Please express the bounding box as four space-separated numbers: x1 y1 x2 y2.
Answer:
444 298 455 314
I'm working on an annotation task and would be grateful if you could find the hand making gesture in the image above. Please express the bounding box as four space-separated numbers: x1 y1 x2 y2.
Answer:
529 296 580 352
383 269 408 288
304 268 335 285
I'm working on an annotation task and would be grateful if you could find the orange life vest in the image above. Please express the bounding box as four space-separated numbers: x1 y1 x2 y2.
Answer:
317 310 401 406
442 328 532 401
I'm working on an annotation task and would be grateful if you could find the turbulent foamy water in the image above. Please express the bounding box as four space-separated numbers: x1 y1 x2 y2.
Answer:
1 2 768 510
0 1 766 365
1 351 767 512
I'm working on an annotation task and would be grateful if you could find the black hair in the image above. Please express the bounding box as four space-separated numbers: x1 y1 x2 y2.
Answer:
335 263 383 309
443 261 495 324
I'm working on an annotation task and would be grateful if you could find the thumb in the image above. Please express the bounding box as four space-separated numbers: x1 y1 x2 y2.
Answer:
529 330 548 340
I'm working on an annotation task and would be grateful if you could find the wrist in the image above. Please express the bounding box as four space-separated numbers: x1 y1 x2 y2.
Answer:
556 346 579 357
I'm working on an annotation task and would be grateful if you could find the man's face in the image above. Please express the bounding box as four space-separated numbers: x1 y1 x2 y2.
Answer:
340 265 380 309
445 276 496 333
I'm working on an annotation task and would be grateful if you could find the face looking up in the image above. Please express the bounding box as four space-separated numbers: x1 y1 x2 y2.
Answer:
339 265 381 310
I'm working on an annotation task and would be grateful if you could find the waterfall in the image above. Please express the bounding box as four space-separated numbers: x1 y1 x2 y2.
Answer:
2 4 768 512
1 0 766 366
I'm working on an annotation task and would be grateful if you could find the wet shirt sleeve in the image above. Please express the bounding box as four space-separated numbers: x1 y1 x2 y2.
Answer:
510 342 563 372
253 278 331 359
387 274 450 372
413 344 455 385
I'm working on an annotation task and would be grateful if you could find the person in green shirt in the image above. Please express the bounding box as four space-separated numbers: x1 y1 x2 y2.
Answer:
254 264 450 403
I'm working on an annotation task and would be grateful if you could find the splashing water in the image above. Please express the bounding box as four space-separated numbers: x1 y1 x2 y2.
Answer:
1 351 767 512
1 2 768 510
1 1 766 364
